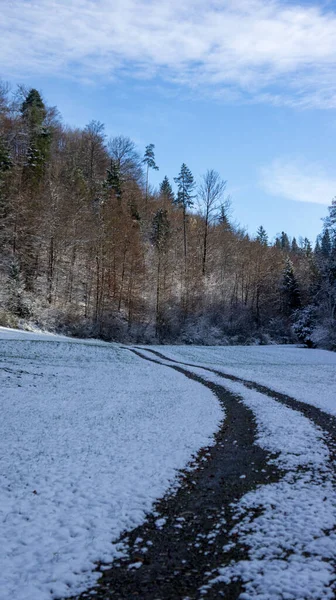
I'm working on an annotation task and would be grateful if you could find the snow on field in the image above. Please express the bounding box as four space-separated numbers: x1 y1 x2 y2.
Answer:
148 344 336 416
0 326 106 343
0 329 222 600
137 349 336 598
179 369 336 600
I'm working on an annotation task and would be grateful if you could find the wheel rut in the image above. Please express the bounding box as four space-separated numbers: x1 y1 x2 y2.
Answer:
73 348 284 600
140 347 336 452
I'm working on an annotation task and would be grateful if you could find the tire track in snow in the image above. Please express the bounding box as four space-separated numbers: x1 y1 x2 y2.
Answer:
73 348 283 600
140 347 336 451
137 348 336 599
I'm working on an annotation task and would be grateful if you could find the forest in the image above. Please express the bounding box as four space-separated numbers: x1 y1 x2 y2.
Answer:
0 83 335 348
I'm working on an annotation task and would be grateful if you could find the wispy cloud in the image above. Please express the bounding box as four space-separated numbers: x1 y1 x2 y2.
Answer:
260 158 336 205
2 0 336 108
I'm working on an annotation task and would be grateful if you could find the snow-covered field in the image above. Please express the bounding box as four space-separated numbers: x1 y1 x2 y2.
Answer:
1 329 336 600
148 344 336 416
0 328 222 600
139 345 336 598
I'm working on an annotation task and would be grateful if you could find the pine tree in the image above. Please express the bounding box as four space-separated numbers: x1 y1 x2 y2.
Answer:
256 225 268 246
321 229 331 257
315 200 336 324
291 237 299 254
324 197 336 233
21 88 51 185
280 231 290 252
218 203 230 226
292 305 316 347
21 88 46 125
159 176 174 203
174 163 195 268
302 237 312 257
314 237 321 254
174 164 195 209
281 257 301 315
143 144 159 204
105 159 122 199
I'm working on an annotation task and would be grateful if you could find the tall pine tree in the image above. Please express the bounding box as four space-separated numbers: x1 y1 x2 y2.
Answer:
143 144 159 205
256 225 268 246
21 89 51 186
174 163 195 268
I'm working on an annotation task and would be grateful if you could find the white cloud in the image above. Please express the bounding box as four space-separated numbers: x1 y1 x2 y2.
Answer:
260 158 336 205
2 0 336 107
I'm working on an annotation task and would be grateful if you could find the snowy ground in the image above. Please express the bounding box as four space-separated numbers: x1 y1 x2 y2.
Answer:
2 331 336 600
0 329 222 600
136 346 336 599
147 344 336 416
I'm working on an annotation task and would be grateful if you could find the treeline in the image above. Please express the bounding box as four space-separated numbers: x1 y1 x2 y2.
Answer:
0 83 335 347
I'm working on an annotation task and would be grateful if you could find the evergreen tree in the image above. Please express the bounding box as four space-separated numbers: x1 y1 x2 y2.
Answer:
218 203 231 229
292 305 317 348
256 225 268 246
314 237 321 254
324 197 336 233
159 176 174 203
280 231 290 252
302 237 312 257
151 208 170 252
174 163 195 210
321 229 331 258
291 237 299 254
105 159 122 199
313 201 336 326
281 257 301 315
174 163 195 267
21 88 51 184
21 88 46 126
143 143 159 204
274 236 282 250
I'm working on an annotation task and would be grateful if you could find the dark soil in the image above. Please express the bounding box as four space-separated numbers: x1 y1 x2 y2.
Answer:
72 349 283 600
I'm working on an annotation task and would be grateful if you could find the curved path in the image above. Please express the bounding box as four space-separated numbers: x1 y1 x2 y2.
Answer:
73 348 336 600
142 348 336 445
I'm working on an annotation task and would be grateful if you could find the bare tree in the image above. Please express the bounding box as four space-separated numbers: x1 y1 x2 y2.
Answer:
108 136 143 184
198 169 228 275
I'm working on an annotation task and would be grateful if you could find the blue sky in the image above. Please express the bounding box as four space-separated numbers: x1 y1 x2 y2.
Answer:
1 0 336 243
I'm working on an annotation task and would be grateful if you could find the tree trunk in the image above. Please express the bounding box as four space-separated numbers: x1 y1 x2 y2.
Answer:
202 213 208 276
155 252 161 338
47 236 54 304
